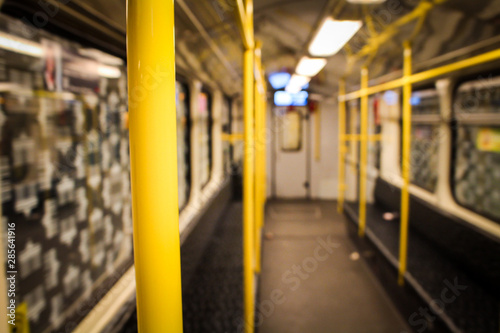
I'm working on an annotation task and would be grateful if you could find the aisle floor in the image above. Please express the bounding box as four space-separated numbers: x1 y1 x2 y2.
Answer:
258 200 411 333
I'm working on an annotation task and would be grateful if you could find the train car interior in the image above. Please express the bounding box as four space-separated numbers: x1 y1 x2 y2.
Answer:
0 0 499 332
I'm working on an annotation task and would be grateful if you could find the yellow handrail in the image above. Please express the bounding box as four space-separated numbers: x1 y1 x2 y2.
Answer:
222 133 244 143
261 80 268 227
348 0 438 70
339 48 500 102
126 0 183 331
243 46 255 333
254 41 264 274
358 67 369 237
337 80 346 213
341 134 382 141
237 0 256 330
398 43 412 286
338 15 500 289
235 0 254 50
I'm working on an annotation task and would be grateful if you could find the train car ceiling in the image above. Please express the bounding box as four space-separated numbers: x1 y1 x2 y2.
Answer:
2 0 500 97
0 0 500 332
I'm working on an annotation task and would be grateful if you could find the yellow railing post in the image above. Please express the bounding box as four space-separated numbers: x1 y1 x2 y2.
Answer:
399 42 412 286
254 41 264 274
243 49 255 332
262 80 267 224
126 0 183 332
340 49 500 103
241 0 255 330
358 68 369 237
337 80 346 213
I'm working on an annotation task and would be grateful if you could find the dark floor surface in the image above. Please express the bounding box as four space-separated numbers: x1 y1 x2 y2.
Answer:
258 199 411 333
121 202 244 333
345 201 500 333
181 202 244 332
122 200 415 333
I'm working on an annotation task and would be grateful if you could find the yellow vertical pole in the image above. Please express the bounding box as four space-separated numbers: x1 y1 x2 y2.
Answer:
243 0 255 331
399 42 412 286
126 0 183 332
243 49 255 333
358 68 369 237
254 42 263 274
261 80 267 221
337 80 346 213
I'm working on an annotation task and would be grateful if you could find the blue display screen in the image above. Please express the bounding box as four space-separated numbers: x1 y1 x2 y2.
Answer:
274 90 309 106
269 72 291 90
292 91 308 106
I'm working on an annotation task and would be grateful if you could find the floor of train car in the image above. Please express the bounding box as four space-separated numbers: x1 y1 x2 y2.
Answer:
121 202 244 333
121 200 410 332
344 201 500 333
258 200 411 333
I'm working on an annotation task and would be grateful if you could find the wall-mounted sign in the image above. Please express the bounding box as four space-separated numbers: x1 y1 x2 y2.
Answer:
477 127 500 153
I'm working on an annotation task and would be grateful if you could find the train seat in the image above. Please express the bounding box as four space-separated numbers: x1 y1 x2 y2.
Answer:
373 178 500 294
343 177 500 333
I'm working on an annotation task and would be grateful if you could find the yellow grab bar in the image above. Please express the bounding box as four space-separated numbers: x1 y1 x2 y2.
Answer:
337 80 346 213
126 0 183 331
398 43 412 286
358 67 369 237
254 42 264 274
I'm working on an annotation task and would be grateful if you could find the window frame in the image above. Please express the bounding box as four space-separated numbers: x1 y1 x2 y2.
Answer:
222 95 232 175
175 76 192 211
199 87 213 189
450 73 500 223
399 85 441 194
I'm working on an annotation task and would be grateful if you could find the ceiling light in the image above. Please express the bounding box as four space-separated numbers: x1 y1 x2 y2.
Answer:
295 57 327 77
285 74 311 93
79 48 124 66
0 32 43 57
274 91 293 106
98 65 122 78
285 85 301 94
309 18 362 57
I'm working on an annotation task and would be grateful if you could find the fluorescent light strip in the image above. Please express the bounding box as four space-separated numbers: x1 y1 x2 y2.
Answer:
285 74 311 93
296 57 327 77
98 65 122 78
79 48 124 66
0 32 43 57
309 18 362 57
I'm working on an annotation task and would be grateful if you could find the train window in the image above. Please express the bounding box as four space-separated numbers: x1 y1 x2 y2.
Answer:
411 89 440 115
199 90 213 188
0 16 133 332
222 97 232 175
408 89 440 192
347 99 360 168
280 110 302 151
344 100 360 199
176 81 191 209
455 76 500 116
232 103 244 171
368 95 381 170
453 78 500 220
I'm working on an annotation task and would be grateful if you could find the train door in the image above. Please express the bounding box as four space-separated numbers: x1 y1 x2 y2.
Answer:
272 106 311 198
